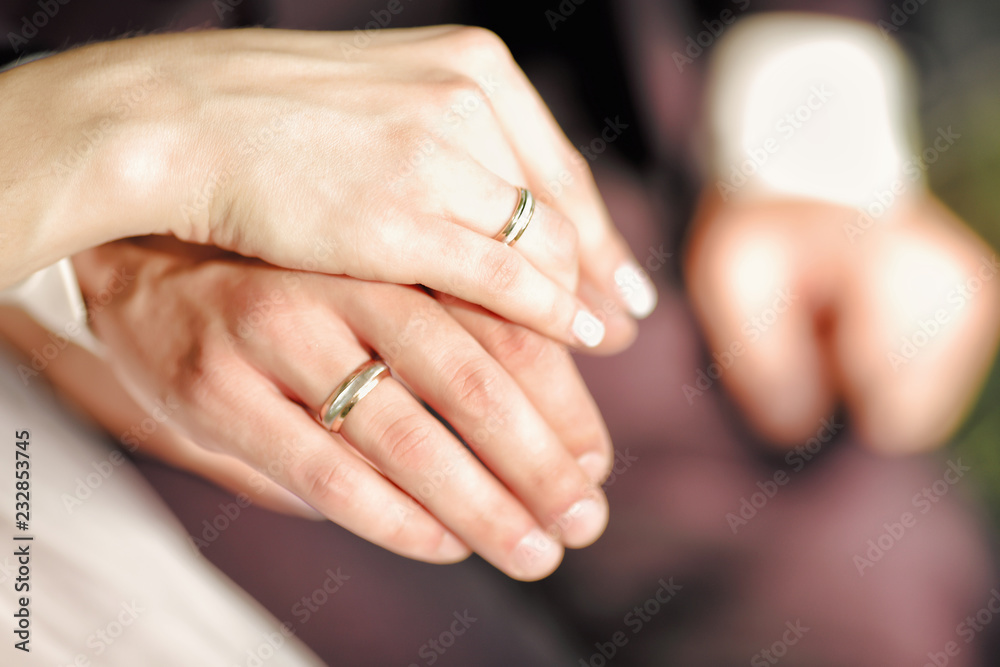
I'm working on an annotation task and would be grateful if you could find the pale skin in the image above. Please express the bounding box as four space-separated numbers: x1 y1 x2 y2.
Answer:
74 238 619 579
0 26 654 347
3 236 617 581
685 191 1000 454
1 26 658 581
2 24 998 585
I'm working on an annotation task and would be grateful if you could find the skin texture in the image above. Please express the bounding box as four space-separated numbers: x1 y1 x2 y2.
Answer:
66 237 614 581
0 26 653 349
4 23 996 592
685 190 1000 454
0 306 322 519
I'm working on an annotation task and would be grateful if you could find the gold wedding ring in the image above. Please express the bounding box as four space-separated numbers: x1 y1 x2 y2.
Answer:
494 188 535 247
317 359 390 433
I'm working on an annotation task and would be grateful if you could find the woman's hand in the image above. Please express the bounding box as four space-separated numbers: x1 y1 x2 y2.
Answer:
72 238 614 580
1 27 655 350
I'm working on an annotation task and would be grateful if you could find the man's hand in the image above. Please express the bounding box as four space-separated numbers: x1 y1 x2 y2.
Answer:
71 238 614 580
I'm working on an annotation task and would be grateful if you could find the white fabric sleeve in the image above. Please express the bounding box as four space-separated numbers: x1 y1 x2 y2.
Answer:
705 13 922 209
0 258 105 356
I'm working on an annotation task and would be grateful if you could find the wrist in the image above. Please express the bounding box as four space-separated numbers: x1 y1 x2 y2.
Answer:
0 38 193 289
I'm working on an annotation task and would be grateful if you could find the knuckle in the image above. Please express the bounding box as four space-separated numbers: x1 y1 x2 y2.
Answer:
485 323 557 372
379 413 437 471
397 113 445 155
525 455 573 498
454 501 510 547
417 75 491 134
477 248 524 296
447 356 503 419
289 455 357 510
383 510 454 559
546 212 581 277
173 341 226 406
435 74 483 109
566 148 595 183
544 291 573 336
443 26 512 65
256 298 312 343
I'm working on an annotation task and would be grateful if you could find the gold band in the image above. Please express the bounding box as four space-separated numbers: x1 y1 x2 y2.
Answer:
494 188 535 247
317 359 390 433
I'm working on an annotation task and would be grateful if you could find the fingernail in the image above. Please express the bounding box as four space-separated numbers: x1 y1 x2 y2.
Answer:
576 452 609 483
511 528 562 580
614 261 658 319
436 532 470 562
556 497 609 548
572 310 605 348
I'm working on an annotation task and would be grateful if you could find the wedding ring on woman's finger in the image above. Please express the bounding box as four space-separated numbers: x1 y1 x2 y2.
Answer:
494 188 535 247
317 359 390 433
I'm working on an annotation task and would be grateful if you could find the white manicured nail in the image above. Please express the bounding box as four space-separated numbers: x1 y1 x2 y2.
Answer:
572 310 605 348
614 261 658 319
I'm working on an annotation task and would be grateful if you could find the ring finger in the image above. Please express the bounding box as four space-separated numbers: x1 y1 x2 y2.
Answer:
253 288 568 580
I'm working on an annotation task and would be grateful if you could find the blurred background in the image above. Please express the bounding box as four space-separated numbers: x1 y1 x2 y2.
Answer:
3 0 1000 665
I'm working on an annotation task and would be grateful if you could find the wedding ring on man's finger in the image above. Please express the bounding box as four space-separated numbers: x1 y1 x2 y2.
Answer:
317 359 390 433
494 188 535 247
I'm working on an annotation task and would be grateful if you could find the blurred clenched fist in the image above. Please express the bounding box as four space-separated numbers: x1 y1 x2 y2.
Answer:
685 14 1000 453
